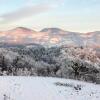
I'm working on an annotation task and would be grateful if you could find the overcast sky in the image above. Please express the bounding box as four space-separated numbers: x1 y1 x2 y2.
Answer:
0 0 100 32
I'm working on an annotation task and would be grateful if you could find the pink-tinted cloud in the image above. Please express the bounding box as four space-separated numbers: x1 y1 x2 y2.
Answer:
0 4 53 23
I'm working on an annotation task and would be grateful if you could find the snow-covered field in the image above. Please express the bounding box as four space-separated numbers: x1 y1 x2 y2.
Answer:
0 77 100 100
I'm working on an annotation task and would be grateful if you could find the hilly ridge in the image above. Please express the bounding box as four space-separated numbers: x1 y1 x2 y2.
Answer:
0 27 99 47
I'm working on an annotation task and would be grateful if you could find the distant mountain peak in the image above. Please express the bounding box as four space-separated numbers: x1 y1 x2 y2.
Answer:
40 28 65 33
15 27 27 29
0 27 99 48
13 27 35 32
85 31 100 37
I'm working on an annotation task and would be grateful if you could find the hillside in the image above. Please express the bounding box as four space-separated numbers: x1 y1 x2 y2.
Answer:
0 27 100 47
0 77 100 100
0 45 99 83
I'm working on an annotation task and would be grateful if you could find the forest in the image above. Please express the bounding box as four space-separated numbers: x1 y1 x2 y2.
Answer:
0 44 100 84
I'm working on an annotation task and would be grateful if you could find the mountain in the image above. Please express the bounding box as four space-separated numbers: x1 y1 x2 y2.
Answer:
2 27 35 35
40 28 67 34
86 31 100 44
11 27 34 31
0 27 100 47
0 27 36 44
40 28 84 46
82 31 100 48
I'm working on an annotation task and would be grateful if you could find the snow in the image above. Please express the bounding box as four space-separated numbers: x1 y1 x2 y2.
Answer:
0 77 100 100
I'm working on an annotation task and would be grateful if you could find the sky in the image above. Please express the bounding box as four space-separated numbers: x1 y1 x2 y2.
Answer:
0 0 100 32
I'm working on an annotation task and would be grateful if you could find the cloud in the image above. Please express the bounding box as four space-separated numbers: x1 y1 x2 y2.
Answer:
0 4 53 23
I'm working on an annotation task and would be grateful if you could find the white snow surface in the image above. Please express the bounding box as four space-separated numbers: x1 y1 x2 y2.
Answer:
0 76 100 100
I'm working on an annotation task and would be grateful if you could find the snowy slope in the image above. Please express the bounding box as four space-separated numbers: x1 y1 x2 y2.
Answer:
0 77 100 100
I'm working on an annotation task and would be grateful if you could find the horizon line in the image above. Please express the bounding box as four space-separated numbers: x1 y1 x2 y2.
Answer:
0 26 100 33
